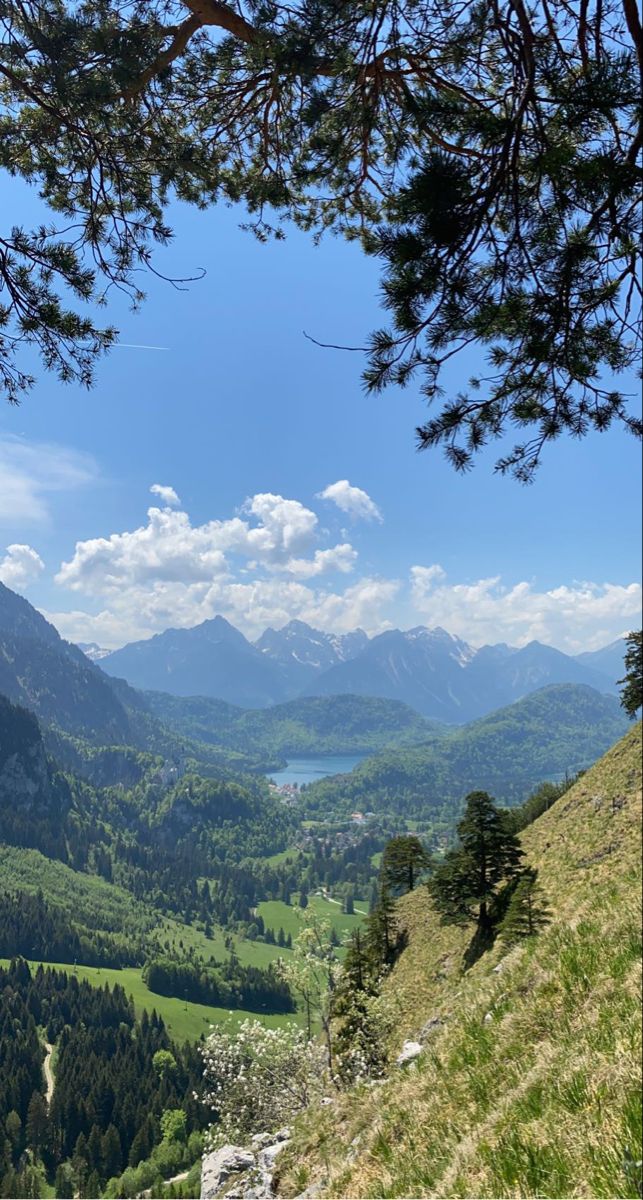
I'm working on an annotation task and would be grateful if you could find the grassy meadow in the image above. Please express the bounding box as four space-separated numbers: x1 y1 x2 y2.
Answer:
0 957 300 1043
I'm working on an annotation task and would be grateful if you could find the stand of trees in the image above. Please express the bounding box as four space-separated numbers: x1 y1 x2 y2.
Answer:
143 956 295 1014
0 890 142 968
618 631 643 719
0 960 206 1197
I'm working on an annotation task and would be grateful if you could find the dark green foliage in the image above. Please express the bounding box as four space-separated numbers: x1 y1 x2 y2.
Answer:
302 685 630 820
333 928 386 1083
429 792 524 932
0 959 206 1196
0 888 143 967
365 885 404 973
0 4 640 479
380 835 430 895
618 632 643 719
142 956 294 1014
500 869 552 946
140 691 436 768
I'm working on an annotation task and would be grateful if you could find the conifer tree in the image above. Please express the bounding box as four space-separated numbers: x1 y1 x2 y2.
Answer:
618 631 643 719
365 886 400 971
101 1124 123 1182
381 835 431 895
54 1164 74 1199
429 792 524 933
333 929 386 1083
500 870 552 946
25 1092 48 1157
85 1170 101 1198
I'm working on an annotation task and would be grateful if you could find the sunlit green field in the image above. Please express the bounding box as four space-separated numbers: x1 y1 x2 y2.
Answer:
160 915 287 969
0 957 299 1044
257 893 367 941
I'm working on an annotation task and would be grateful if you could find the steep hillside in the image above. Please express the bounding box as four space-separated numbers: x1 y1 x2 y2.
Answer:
0 694 72 858
277 723 642 1198
302 684 630 818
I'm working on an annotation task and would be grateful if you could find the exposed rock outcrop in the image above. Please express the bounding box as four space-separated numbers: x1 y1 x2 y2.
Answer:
201 1129 290 1200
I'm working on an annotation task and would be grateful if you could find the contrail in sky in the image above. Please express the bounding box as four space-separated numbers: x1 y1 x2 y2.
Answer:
114 343 170 351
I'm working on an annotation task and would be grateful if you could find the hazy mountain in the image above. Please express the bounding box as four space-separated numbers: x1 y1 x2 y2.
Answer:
101 615 289 707
0 582 134 742
78 641 111 662
306 628 617 720
304 626 485 720
460 639 616 716
96 608 621 719
574 638 627 688
255 619 369 689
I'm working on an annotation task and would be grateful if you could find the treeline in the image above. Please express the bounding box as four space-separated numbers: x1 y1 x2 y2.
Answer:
0 960 206 1198
0 889 143 968
143 955 295 1014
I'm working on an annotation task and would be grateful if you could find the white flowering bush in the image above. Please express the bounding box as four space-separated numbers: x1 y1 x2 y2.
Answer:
202 1019 327 1148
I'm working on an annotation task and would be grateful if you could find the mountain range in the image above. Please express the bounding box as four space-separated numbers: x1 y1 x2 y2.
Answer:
97 614 625 721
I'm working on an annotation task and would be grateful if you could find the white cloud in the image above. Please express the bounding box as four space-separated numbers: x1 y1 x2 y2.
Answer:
50 489 379 646
46 573 397 648
0 543 45 590
317 480 383 523
56 491 326 597
410 564 643 653
0 436 95 525
150 484 181 507
281 544 357 579
46 484 639 655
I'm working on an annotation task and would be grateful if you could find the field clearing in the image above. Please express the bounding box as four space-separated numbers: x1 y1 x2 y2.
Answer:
0 958 300 1044
160 917 287 969
257 894 366 941
262 847 299 866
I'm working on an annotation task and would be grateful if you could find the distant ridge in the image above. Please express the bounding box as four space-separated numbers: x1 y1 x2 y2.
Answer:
98 614 622 721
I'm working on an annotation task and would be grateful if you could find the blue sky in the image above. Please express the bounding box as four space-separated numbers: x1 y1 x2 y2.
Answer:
0 186 641 653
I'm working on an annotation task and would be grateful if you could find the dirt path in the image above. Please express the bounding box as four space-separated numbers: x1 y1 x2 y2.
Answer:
43 1042 55 1105
318 890 368 916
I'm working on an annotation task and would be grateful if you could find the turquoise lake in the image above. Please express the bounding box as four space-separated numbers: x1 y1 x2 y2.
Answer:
268 755 364 788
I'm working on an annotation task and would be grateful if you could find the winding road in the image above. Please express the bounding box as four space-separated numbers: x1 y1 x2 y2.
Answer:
43 1042 55 1105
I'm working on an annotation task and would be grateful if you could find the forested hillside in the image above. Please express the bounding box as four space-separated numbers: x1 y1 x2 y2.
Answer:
302 684 630 818
276 722 642 1198
0 960 207 1199
145 691 438 757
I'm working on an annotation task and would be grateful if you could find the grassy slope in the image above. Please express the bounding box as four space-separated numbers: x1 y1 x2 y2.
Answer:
277 723 642 1199
0 846 158 938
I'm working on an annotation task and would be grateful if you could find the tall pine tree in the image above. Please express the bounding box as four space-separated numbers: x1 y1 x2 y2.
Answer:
381 835 431 896
429 792 524 932
500 870 552 946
